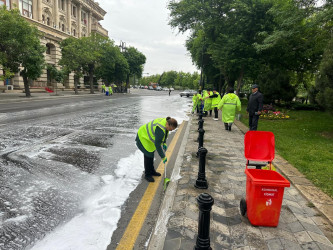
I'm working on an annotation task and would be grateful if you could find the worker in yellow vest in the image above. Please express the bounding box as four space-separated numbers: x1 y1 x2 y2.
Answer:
136 117 178 182
209 88 221 120
203 88 213 116
218 87 241 131
192 90 203 114
108 85 113 96
101 83 106 93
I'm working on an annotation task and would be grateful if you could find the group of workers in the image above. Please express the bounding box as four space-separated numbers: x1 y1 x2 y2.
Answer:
135 84 263 182
101 83 113 96
192 87 241 131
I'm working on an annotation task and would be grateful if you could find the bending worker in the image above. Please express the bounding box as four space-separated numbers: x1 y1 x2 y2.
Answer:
136 117 178 182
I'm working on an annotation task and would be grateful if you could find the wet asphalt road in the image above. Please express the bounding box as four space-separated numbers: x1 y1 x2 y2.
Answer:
0 89 191 249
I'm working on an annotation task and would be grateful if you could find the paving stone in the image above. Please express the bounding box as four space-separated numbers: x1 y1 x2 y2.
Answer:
212 213 228 225
301 241 321 250
316 241 333 250
280 239 303 250
308 231 333 247
165 229 183 241
294 231 313 243
267 238 284 250
289 221 306 233
163 238 181 250
300 221 325 235
180 238 195 250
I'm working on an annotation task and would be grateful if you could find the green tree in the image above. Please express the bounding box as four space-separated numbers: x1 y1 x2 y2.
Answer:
316 38 333 112
0 6 45 97
80 34 110 94
59 37 84 94
97 42 129 85
123 47 146 91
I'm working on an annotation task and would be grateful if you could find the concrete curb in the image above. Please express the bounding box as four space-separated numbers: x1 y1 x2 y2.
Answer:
234 119 333 241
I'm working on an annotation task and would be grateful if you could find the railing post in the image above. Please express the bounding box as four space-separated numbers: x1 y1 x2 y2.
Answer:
194 193 214 250
198 111 203 120
198 128 205 149
195 147 208 189
198 119 204 130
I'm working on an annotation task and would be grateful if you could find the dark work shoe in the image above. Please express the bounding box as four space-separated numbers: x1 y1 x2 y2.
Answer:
152 171 161 176
145 176 155 182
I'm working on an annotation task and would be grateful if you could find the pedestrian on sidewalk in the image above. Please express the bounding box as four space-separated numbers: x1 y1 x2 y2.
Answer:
209 88 221 120
191 90 203 114
247 84 263 131
136 117 178 182
203 88 213 117
218 87 241 131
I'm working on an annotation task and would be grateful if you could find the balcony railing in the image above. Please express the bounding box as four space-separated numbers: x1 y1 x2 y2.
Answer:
91 23 108 37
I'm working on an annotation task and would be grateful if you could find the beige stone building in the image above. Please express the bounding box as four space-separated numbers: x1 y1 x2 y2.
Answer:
1 0 108 90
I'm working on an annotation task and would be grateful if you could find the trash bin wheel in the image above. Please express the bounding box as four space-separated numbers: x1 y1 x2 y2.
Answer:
240 198 247 216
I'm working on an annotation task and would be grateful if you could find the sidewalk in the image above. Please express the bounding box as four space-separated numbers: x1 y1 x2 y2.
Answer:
151 113 333 249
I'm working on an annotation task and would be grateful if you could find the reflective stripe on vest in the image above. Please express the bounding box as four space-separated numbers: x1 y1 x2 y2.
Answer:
146 118 167 144
224 103 236 105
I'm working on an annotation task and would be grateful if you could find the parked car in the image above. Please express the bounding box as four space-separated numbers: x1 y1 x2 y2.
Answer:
155 86 162 91
148 86 154 90
180 89 197 97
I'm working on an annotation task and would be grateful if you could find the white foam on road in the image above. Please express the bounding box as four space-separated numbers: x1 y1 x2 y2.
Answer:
31 150 144 250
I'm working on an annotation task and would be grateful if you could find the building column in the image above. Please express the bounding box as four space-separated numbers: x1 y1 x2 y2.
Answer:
37 0 42 21
67 0 71 34
87 11 91 35
54 0 59 28
77 3 81 37
32 0 38 20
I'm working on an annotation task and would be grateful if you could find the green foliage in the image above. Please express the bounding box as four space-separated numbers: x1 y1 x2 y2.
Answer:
0 6 45 97
46 64 64 83
315 38 333 112
96 42 129 84
258 67 297 103
138 71 200 89
168 0 332 108
123 47 146 78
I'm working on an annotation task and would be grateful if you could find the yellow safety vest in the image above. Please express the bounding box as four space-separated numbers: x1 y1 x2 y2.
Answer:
137 118 167 152
212 92 221 108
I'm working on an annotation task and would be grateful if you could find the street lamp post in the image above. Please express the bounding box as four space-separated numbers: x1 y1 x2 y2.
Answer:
119 41 127 92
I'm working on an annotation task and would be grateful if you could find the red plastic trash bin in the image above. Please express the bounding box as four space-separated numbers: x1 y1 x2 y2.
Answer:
244 168 290 227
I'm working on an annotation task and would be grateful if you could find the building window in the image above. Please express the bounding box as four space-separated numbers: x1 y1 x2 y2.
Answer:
81 11 87 25
46 44 51 54
61 24 65 31
46 17 50 26
73 29 76 36
19 0 32 18
1 0 11 8
59 0 65 11
72 5 76 17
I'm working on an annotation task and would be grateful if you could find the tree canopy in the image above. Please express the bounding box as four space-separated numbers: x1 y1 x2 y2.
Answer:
168 0 333 107
0 6 45 97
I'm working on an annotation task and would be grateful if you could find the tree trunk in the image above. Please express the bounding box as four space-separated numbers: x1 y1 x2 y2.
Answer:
74 74 79 95
22 74 31 97
89 64 94 94
236 66 244 96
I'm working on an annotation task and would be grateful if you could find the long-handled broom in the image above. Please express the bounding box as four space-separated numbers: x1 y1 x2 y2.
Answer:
163 162 170 192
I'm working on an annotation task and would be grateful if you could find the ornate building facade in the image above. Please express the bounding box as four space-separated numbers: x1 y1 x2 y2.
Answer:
1 0 108 89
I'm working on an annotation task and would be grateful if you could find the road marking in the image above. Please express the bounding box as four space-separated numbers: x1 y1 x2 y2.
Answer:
116 122 185 250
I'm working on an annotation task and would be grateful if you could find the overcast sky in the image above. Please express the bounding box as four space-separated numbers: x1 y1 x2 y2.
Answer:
98 0 198 76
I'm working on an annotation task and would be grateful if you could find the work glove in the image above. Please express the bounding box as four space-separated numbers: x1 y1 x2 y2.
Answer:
162 157 167 164
163 143 167 151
